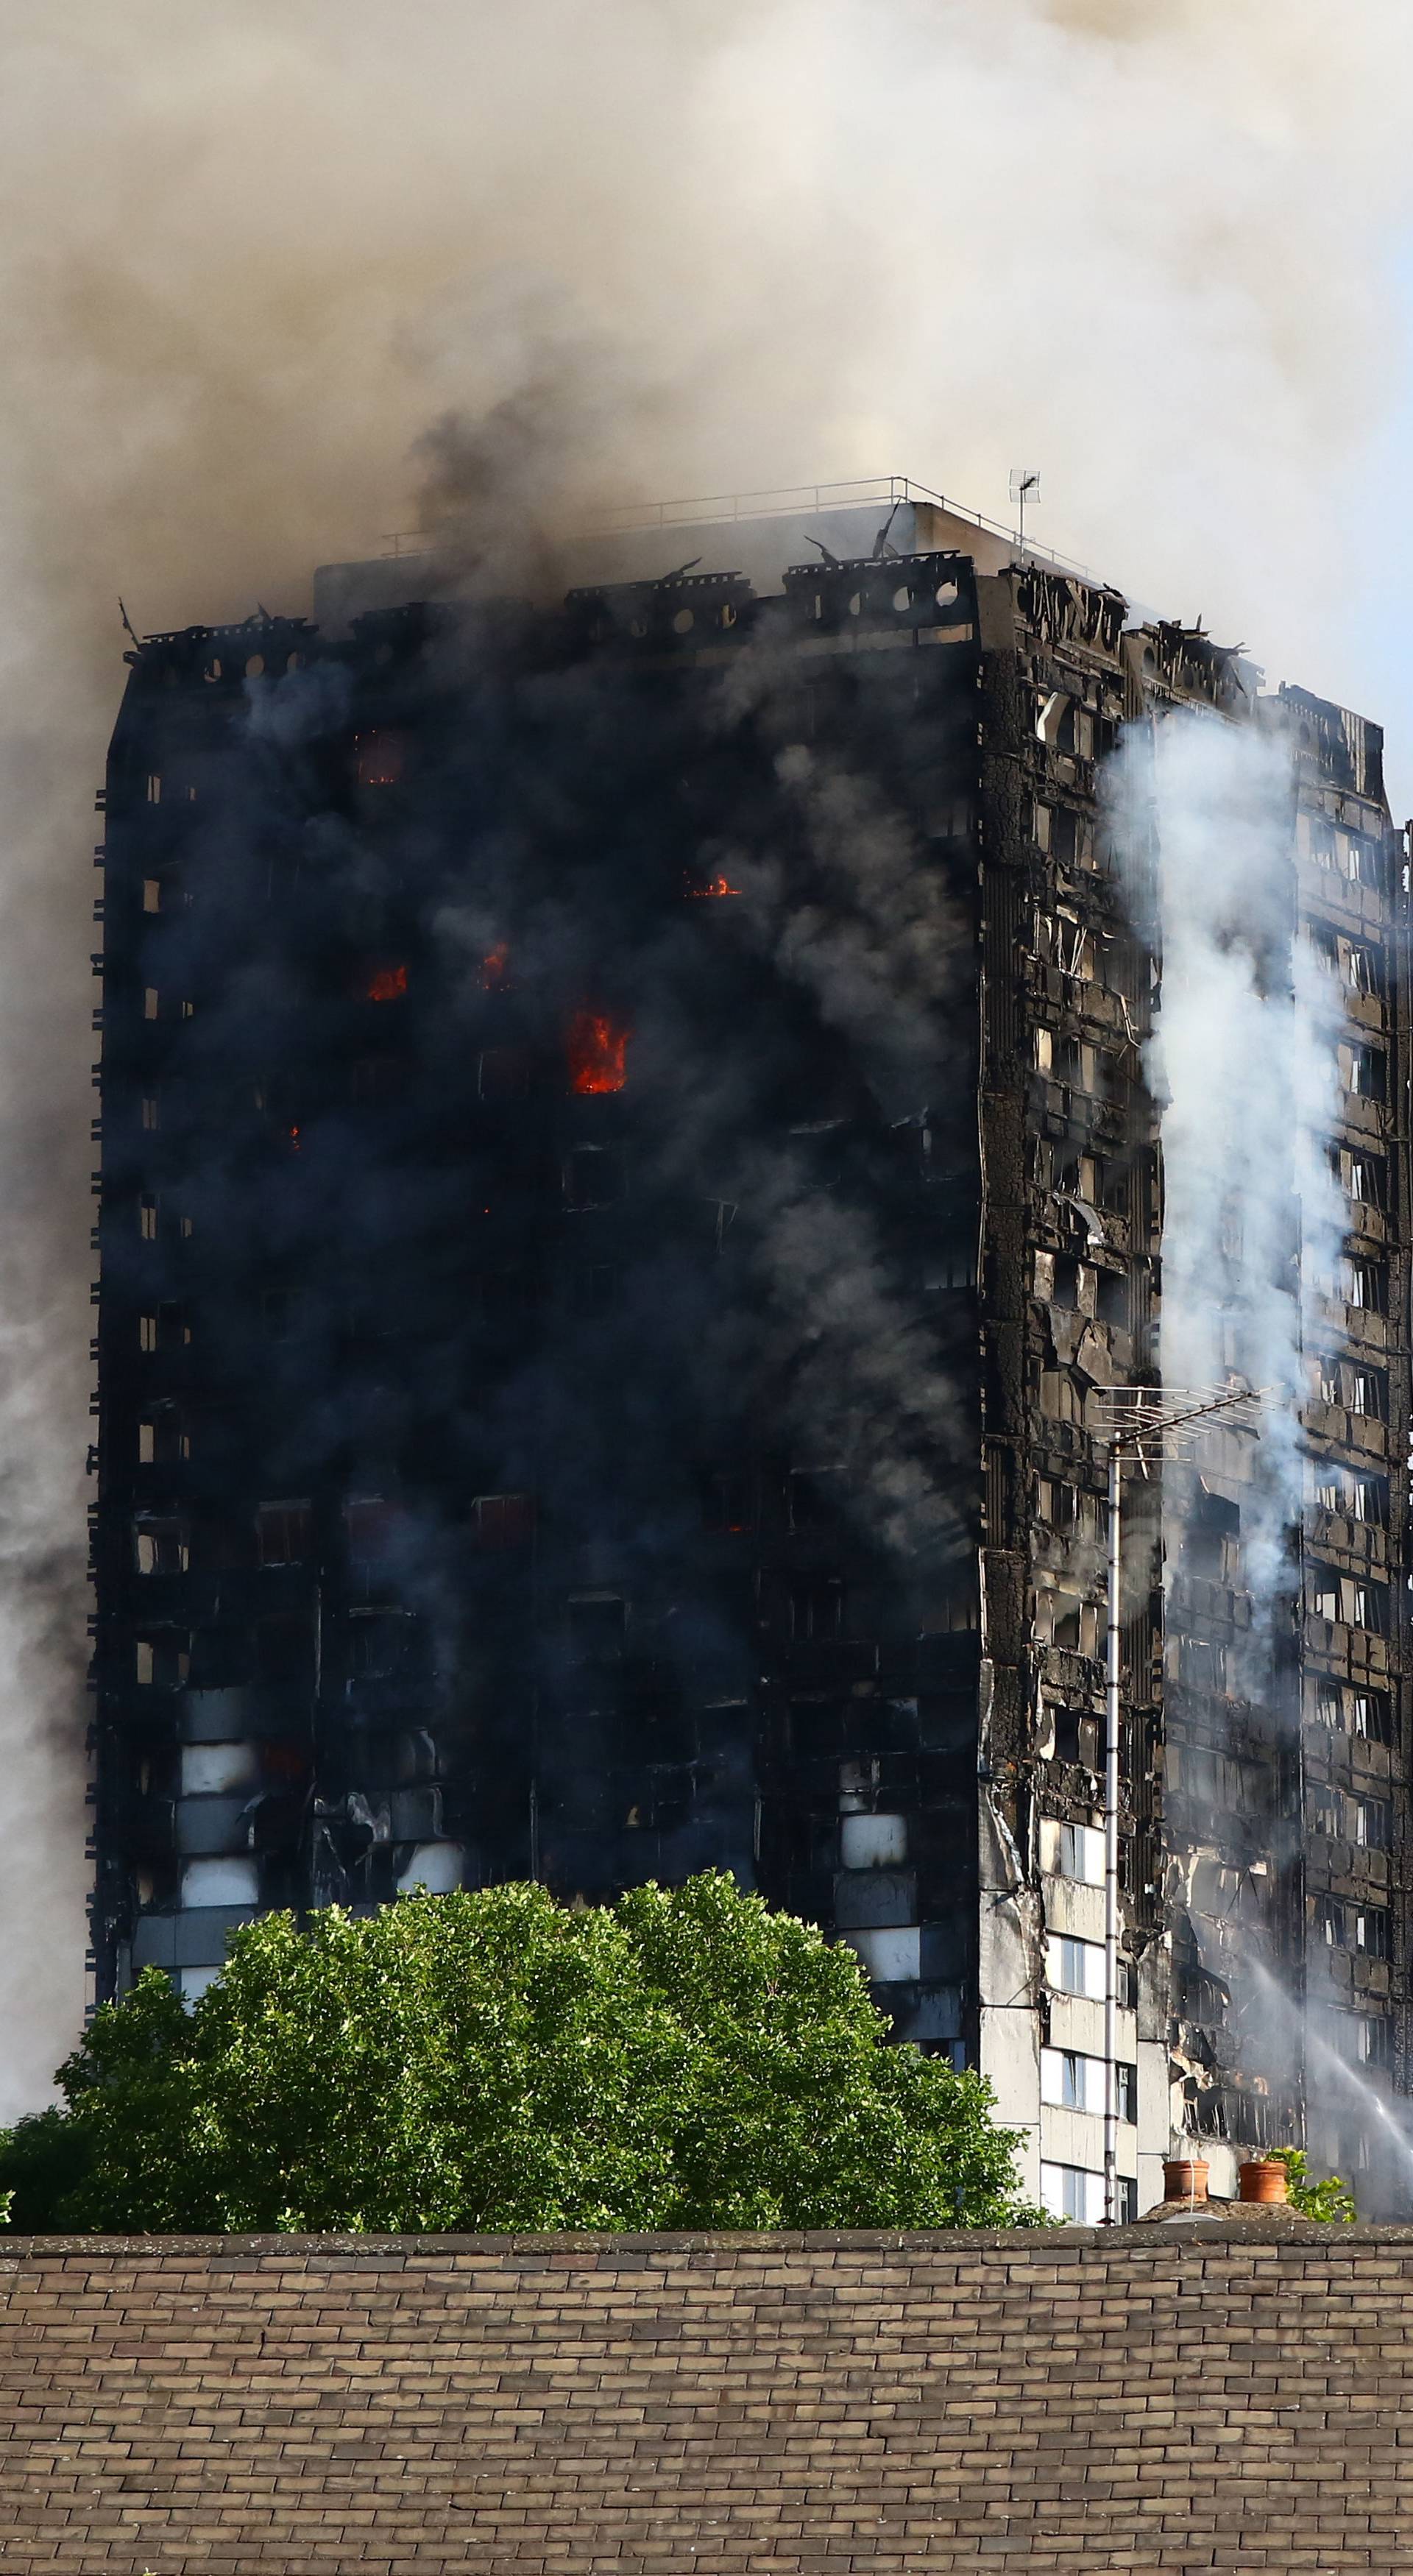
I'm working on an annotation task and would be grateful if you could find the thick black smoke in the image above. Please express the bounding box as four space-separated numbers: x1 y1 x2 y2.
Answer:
98 561 982 1947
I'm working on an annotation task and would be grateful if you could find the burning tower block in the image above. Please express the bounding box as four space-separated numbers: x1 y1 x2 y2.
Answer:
90 490 1411 2215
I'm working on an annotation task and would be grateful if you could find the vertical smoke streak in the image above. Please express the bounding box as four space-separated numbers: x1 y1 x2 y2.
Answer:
1115 706 1348 1638
1113 701 1363 2170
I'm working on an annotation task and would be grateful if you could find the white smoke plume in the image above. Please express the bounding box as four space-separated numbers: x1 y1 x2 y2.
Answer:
1114 704 1375 2185
1115 707 1349 1632
1 0 1412 2111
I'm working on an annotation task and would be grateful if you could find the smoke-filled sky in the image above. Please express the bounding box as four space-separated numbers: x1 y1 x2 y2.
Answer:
3 0 1412 2115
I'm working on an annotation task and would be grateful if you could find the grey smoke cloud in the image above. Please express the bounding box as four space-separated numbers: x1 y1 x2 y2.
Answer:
1 0 1411 2110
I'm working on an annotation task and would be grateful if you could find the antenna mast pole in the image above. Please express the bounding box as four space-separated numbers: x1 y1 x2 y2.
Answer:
1104 1434 1123 2229
1097 1381 1267 2226
1010 469 1040 564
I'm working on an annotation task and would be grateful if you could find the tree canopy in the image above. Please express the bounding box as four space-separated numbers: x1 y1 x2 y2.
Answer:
1 1872 1040 2233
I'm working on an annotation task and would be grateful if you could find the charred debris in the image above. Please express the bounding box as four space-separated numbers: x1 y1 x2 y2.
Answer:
88 539 1411 2212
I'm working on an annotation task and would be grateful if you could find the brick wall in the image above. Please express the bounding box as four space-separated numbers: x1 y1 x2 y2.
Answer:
4 2224 1413 2573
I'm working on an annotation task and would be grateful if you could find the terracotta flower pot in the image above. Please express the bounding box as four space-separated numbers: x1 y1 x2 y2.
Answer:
1162 2159 1209 2204
1237 2157 1289 2205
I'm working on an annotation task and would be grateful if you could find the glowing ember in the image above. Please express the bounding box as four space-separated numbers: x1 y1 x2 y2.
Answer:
365 963 408 1002
481 943 510 990
684 871 741 899
567 1010 629 1095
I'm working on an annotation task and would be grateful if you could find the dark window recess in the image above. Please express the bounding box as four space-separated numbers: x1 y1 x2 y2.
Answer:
1308 1782 1342 1839
1354 1794 1393 1852
786 1699 852 1756
1359 2016 1394 2071
141 1410 188 1467
1175 1956 1231 2023
347 1613 421 1682
789 1576 846 1642
1315 1894 1344 1948
568 1593 627 1657
135 1632 189 1689
472 1493 536 1551
134 1519 188 1577
197 1516 252 1574
702 1468 755 1535
576 1263 620 1316
1345 1042 1387 1102
344 1498 400 1562
1052 1708 1101 1769
1352 1689 1393 1746
1116 2061 1138 2124
639 1770 693 1834
1051 1256 1080 1311
564 1145 626 1210
1049 807 1089 866
257 1501 313 1567
1184 1485 1240 1581
1050 1597 1083 1651
256 1616 314 1686
620 1671 694 1766
353 731 406 788
350 1055 408 1107
789 1468 848 1530
1095 1270 1127 1328
1340 1259 1387 1317
1356 1908 1391 1960
1348 1363 1388 1419
478 1047 533 1103
187 1627 252 1690
263 1739 312 1788
153 1301 190 1351
924 1585 980 1635
1177 1637 1228 1693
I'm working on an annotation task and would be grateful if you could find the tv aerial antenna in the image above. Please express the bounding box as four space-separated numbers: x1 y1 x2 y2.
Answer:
1009 468 1041 562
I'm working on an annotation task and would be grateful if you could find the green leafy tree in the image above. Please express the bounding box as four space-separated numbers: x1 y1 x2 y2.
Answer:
1268 2146 1356 2223
0 1873 1041 2233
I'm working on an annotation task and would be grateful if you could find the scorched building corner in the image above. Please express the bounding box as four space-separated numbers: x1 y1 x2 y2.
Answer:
87 478 1412 2215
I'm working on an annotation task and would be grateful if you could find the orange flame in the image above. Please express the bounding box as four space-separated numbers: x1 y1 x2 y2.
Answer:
567 1009 629 1095
481 943 510 990
365 963 408 1002
684 871 741 899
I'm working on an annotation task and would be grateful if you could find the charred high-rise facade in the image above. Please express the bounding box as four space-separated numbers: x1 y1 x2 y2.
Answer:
89 484 1412 2213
